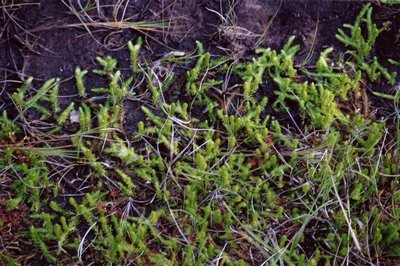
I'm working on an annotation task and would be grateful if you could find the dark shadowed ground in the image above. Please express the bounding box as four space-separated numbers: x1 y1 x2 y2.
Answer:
2 1 399 113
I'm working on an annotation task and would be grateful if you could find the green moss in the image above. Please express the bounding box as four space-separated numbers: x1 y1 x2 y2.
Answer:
1 3 400 265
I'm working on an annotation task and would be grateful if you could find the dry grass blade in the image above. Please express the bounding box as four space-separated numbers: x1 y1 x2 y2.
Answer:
65 20 170 32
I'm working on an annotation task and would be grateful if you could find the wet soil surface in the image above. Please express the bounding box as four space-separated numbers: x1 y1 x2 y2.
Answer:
1 1 398 95
1 1 399 100
3 1 396 84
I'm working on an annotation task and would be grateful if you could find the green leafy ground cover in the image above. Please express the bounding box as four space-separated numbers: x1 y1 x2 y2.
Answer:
1 4 400 265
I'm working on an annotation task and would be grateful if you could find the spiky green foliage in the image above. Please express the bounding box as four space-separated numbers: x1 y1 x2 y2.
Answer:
0 111 20 140
1 4 399 265
128 37 143 73
75 67 88 98
6 151 53 212
381 0 400 4
336 3 397 84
